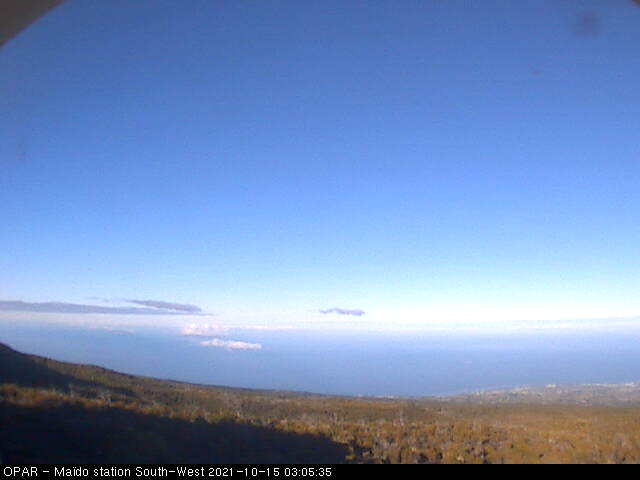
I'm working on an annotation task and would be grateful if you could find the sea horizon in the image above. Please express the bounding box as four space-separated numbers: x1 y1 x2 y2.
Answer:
2 317 639 398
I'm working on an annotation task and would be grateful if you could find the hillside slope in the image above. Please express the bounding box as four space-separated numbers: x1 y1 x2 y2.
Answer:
2 342 640 464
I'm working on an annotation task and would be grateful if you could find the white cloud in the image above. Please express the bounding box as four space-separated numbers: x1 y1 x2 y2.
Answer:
200 338 262 350
181 323 230 336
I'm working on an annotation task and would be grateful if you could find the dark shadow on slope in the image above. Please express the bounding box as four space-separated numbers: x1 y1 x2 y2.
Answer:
0 402 349 464
0 342 133 397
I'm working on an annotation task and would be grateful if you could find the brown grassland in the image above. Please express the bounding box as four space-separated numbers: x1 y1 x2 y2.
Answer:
1 342 640 464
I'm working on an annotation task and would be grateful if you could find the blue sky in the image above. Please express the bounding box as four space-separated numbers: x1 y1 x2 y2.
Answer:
1 0 640 332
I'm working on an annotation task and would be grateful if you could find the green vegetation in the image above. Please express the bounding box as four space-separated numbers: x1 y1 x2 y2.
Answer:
2 342 640 464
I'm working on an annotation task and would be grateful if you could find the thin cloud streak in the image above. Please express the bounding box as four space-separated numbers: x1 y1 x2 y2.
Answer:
126 299 202 313
318 307 366 317
0 300 207 316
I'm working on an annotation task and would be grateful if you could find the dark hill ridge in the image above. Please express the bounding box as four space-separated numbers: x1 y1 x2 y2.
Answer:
0 341 65 387
0 341 323 399
0 342 348 464
3 341 640 463
0 342 129 395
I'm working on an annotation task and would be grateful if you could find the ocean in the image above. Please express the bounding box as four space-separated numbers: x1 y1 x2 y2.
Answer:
1 319 640 397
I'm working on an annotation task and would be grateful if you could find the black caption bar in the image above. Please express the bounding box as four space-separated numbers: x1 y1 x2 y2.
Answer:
1 465 351 480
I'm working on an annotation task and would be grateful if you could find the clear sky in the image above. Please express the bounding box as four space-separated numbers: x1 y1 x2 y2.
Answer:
2 0 640 332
